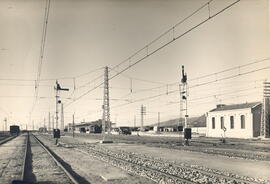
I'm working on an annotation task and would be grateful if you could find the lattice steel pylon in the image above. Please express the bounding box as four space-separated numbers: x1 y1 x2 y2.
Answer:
260 80 270 138
140 105 146 131
179 66 188 129
102 66 110 136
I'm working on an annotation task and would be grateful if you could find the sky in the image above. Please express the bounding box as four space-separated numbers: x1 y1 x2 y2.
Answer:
0 0 269 130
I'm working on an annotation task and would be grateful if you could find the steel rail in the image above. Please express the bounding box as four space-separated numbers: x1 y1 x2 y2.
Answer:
21 132 29 181
74 147 196 184
31 133 80 184
0 135 18 146
75 145 263 184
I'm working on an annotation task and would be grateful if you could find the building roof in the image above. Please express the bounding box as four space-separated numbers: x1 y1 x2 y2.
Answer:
209 102 261 112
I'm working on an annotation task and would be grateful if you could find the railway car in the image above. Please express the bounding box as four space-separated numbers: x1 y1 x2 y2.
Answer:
9 125 20 136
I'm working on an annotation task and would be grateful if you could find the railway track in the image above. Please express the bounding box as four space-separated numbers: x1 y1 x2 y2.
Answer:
20 133 79 184
73 144 267 184
75 147 195 184
0 134 27 184
37 134 269 184
0 135 17 146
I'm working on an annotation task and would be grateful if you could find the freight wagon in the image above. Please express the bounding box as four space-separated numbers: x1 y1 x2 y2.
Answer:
10 125 20 136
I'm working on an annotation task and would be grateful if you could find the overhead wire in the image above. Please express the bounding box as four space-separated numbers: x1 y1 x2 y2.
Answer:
31 0 51 113
107 65 270 111
64 0 241 109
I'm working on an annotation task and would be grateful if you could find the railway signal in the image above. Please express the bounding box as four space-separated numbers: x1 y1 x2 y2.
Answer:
180 65 190 145
54 80 69 144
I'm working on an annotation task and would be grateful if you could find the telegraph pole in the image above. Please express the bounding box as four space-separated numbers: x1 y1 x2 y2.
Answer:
61 103 64 131
52 115 54 130
140 105 146 131
102 66 111 142
48 112 51 132
157 112 160 132
134 115 136 128
4 118 7 131
72 113 75 138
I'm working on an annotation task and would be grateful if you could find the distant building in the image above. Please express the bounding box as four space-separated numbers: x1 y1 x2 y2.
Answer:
206 102 261 138
66 119 114 133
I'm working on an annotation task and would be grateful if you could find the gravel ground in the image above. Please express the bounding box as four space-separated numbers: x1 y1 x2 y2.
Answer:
75 144 268 184
0 134 26 184
103 143 270 182
64 133 270 161
37 133 270 184
36 133 156 184
56 133 270 182
29 134 73 184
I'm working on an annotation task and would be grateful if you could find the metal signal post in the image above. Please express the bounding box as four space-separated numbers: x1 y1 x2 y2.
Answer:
54 80 69 130
180 65 190 145
179 65 188 129
54 81 69 144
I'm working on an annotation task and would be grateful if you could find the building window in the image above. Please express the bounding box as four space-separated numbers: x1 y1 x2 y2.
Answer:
220 117 224 129
230 116 234 129
212 117 215 129
241 115 245 129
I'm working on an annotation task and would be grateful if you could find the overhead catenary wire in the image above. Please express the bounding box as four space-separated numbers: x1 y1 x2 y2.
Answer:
108 67 166 85
64 0 241 109
118 58 270 100
108 0 241 81
106 65 270 110
31 0 51 113
1 56 268 93
64 87 262 125
110 0 215 71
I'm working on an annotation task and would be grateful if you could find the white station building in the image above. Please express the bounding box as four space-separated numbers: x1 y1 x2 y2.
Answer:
206 102 261 139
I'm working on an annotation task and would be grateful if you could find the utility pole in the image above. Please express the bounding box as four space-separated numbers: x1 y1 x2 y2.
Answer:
72 113 75 138
44 117 46 129
48 112 51 132
134 115 136 128
157 112 160 132
32 120 34 131
102 66 111 141
260 80 270 138
4 118 7 131
52 115 54 130
61 103 64 131
140 105 146 131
